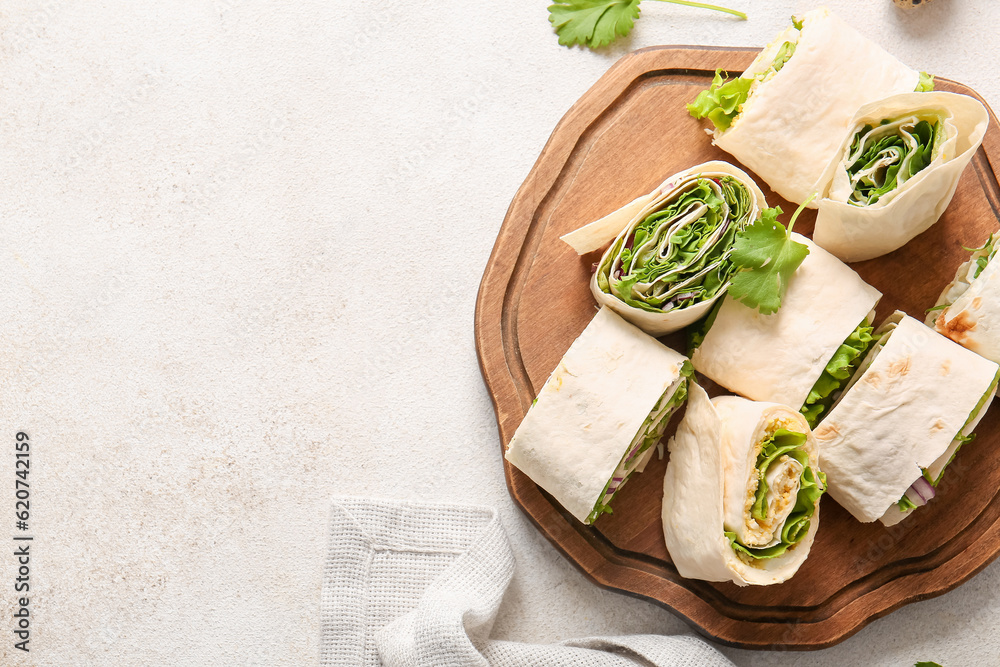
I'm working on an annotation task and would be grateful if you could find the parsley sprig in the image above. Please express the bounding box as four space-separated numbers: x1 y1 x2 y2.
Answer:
548 0 747 50
727 196 814 315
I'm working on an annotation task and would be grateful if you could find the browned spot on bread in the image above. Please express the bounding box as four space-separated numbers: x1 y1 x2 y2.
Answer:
864 371 882 388
814 422 840 441
941 360 951 376
973 296 983 310
938 309 977 344
888 357 911 378
931 419 946 433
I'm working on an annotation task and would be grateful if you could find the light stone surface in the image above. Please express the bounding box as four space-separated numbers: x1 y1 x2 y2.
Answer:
0 0 992 665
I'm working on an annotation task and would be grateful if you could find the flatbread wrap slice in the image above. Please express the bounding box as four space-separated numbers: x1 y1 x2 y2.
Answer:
505 306 691 525
690 233 882 427
560 161 767 336
928 233 1000 363
814 92 988 262
815 312 999 526
662 383 825 586
687 7 923 206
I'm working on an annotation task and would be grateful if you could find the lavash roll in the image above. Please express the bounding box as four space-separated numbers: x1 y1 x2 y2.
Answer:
662 383 823 586
814 92 989 262
690 233 882 411
560 161 766 336
929 234 1000 364
705 7 920 206
815 312 999 525
505 307 690 525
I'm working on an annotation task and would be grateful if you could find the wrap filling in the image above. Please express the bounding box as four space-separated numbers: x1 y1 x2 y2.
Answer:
725 425 825 561
850 320 1000 519
928 235 998 321
595 178 755 315
686 22 801 132
800 317 878 427
843 116 942 206
587 362 693 523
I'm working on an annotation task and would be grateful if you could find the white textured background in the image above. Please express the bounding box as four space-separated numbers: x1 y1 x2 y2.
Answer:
0 0 992 665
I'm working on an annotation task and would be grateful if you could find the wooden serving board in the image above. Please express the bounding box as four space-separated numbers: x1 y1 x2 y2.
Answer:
474 46 1000 650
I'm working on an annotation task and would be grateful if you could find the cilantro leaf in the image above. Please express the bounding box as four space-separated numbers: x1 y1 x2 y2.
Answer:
548 0 746 50
728 200 812 315
548 0 640 48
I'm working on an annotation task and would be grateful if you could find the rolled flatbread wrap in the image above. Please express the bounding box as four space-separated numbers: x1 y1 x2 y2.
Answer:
561 161 767 336
690 233 882 426
814 92 989 262
687 7 921 206
815 312 999 525
662 383 824 586
505 307 691 525
928 234 1000 363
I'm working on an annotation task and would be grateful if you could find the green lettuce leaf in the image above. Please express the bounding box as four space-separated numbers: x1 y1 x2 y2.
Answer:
973 235 997 279
897 494 918 512
686 298 723 354
800 320 877 427
782 466 824 544
915 72 935 92
845 118 937 206
595 177 754 315
586 366 692 523
727 429 826 561
687 25 798 131
686 70 753 132
770 40 796 74
726 531 792 560
751 429 808 521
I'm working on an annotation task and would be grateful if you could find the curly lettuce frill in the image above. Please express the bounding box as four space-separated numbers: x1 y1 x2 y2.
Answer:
726 429 826 560
800 320 877 427
595 178 754 316
687 40 796 132
587 362 694 523
844 119 938 206
916 71 935 93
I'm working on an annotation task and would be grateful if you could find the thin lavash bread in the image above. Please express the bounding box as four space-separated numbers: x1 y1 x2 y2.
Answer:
708 7 920 206
662 383 824 586
816 312 999 526
505 306 690 525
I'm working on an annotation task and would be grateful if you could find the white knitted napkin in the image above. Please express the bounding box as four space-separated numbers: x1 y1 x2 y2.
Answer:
320 497 734 667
